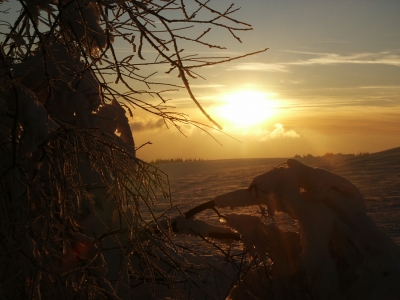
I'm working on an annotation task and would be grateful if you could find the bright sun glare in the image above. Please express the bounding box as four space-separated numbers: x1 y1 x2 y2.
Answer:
217 91 277 127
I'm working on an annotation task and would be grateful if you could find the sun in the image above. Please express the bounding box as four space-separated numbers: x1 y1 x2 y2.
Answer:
216 91 277 127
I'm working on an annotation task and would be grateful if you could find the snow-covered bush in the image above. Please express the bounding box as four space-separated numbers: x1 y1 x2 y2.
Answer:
0 1 262 298
173 160 400 299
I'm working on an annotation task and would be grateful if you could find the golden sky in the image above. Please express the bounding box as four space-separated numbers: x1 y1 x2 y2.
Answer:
126 0 400 161
4 1 398 161
124 1 400 160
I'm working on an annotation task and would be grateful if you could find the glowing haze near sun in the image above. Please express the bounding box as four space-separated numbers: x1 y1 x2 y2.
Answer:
217 91 277 127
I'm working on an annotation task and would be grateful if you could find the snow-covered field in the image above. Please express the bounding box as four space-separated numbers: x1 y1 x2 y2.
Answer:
158 147 400 246
130 148 400 299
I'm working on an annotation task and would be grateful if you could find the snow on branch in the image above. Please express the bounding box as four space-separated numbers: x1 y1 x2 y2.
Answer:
0 1 270 298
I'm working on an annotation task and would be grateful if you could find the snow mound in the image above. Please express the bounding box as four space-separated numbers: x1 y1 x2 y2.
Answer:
211 160 400 299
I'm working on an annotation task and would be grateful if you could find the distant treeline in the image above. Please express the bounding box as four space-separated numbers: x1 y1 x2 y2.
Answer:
149 153 371 164
149 158 205 165
294 152 370 158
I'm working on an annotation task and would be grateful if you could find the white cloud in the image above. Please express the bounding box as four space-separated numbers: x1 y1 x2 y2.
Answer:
226 62 288 72
249 123 300 141
270 123 300 138
227 51 400 73
286 51 400 67
358 85 400 89
279 79 303 84
190 84 225 89
130 118 165 131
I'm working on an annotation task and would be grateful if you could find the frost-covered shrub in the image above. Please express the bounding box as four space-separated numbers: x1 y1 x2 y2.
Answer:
0 0 260 299
172 160 400 299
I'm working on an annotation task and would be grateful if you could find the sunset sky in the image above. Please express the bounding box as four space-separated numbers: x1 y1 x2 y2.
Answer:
129 0 400 161
2 1 399 161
